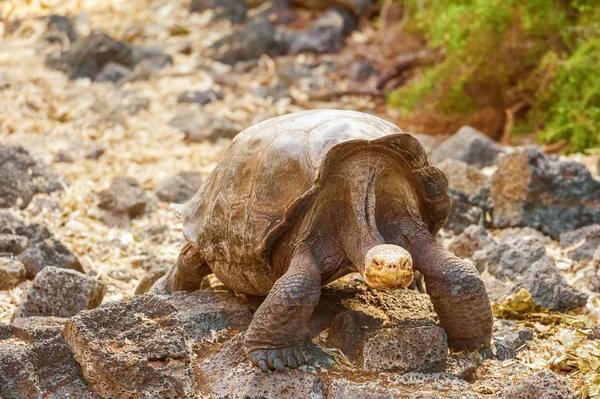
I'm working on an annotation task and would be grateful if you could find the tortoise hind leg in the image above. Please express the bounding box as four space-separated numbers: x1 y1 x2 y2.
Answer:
150 242 211 294
244 247 333 372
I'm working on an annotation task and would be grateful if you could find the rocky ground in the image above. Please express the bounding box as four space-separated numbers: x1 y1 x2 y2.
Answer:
1 0 600 398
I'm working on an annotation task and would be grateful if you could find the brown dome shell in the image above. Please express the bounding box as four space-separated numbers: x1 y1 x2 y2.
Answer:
173 109 450 267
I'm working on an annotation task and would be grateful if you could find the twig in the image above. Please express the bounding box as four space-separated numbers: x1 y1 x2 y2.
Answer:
501 100 529 145
543 139 568 154
375 50 432 91
308 89 384 101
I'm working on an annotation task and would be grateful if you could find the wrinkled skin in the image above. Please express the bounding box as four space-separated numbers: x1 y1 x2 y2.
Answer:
151 110 493 372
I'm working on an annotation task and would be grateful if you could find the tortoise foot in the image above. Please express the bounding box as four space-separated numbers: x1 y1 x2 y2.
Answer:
248 340 333 372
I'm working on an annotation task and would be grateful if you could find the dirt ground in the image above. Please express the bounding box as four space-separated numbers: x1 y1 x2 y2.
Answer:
1 0 599 397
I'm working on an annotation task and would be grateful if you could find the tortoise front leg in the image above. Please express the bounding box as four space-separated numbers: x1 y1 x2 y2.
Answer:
244 247 331 372
150 242 211 294
390 221 492 349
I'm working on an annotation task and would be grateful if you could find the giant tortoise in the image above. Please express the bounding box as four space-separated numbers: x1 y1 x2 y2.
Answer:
152 109 493 371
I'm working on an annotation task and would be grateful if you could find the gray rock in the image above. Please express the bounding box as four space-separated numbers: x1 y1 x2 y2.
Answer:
131 46 172 72
46 30 135 80
348 60 377 82
211 362 325 399
196 333 247 394
437 159 489 197
17 237 83 279
170 110 239 142
0 233 28 255
97 176 149 227
63 294 195 399
328 379 404 399
252 82 290 101
0 258 26 290
518 256 588 311
14 223 52 243
493 321 534 360
155 171 203 204
0 323 97 399
46 14 78 43
445 189 484 234
13 267 105 319
560 224 600 262
191 0 248 23
362 323 447 372
491 147 600 238
497 371 576 399
0 146 62 209
96 62 132 83
288 7 357 54
177 89 224 105
445 224 496 260
134 263 170 295
10 316 67 342
160 289 253 342
430 126 503 167
211 17 284 64
491 235 546 279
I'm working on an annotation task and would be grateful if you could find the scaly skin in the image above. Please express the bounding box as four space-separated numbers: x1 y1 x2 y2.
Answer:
244 247 333 372
391 220 493 349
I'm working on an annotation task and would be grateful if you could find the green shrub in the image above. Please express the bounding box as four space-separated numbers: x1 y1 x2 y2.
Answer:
387 0 600 152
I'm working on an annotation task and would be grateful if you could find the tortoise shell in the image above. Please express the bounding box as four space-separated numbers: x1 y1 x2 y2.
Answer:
173 109 450 268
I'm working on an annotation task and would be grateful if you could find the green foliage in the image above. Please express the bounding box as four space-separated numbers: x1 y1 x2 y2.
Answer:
388 0 600 152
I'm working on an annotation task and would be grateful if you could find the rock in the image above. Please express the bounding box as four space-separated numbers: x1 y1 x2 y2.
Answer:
160 289 253 342
491 147 600 238
0 145 62 209
560 224 600 262
362 323 447 372
323 285 446 372
327 379 405 398
518 256 588 311
155 171 203 204
288 7 357 54
131 46 173 72
14 223 52 243
190 0 248 23
445 224 495 260
493 321 534 360
96 61 132 83
0 321 97 399
210 17 284 64
210 363 325 399
445 189 484 234
481 274 513 303
497 371 576 399
46 14 78 42
437 159 489 197
446 351 483 380
63 294 195 399
17 237 83 279
97 176 149 227
495 226 552 245
46 30 135 80
45 30 171 81
10 316 68 341
170 110 239 142
13 267 105 319
348 60 377 82
177 89 224 105
252 82 290 101
490 235 546 279
430 126 503 167
0 233 28 255
0 258 26 290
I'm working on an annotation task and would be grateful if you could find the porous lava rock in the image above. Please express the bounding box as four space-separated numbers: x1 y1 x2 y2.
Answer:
430 126 504 167
97 176 149 227
491 147 600 238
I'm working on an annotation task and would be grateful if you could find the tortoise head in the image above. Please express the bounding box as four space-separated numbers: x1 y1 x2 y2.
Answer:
362 244 414 290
